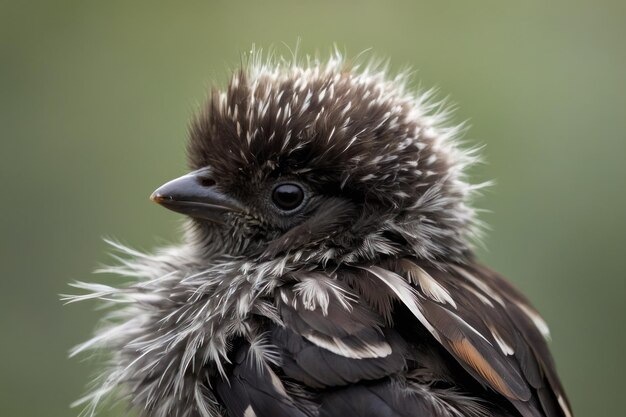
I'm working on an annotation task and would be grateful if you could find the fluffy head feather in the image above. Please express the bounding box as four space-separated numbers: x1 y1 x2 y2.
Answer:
186 49 486 263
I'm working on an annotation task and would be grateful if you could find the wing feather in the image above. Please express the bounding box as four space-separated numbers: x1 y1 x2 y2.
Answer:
361 259 573 417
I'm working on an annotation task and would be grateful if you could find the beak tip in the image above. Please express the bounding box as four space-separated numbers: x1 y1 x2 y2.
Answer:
150 192 166 204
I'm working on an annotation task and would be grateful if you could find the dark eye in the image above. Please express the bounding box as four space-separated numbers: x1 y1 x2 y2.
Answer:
272 183 305 211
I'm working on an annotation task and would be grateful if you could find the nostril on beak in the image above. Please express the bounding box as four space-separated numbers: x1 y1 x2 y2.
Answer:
198 176 216 187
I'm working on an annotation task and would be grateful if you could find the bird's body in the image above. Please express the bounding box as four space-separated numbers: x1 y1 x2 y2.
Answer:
68 52 572 417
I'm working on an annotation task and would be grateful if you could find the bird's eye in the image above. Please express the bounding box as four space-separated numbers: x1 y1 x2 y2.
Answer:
272 183 305 211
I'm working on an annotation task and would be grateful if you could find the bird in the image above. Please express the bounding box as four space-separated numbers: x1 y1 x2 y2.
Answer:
67 51 573 417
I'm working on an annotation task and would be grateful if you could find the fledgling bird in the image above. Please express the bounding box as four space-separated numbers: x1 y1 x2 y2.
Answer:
68 52 573 417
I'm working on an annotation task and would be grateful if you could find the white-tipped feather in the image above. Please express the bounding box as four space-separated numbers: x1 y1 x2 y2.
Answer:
489 327 515 356
558 395 573 417
303 333 392 359
516 301 552 340
360 265 438 337
401 260 456 308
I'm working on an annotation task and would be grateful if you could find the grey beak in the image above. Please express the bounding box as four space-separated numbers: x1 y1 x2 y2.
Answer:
150 169 243 223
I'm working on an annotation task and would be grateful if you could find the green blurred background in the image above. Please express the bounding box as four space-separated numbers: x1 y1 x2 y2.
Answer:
2 1 624 416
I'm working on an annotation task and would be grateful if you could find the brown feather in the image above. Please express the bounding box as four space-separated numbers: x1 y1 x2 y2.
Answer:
449 338 515 399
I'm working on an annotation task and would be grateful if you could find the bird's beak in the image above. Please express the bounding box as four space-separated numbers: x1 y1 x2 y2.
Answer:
150 169 243 223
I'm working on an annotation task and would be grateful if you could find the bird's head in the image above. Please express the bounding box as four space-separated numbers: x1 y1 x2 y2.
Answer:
151 54 483 265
